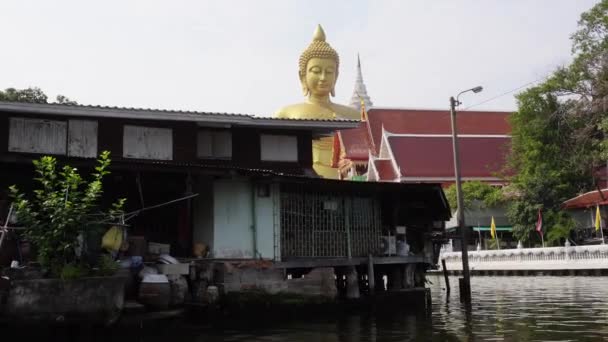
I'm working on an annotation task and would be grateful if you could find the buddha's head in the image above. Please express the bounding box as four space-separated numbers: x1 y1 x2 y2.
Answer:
298 25 340 98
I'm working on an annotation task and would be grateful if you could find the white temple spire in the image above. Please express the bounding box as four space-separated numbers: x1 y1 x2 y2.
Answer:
349 54 374 111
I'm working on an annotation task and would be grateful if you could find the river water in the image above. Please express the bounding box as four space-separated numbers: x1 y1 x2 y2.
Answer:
11 275 608 341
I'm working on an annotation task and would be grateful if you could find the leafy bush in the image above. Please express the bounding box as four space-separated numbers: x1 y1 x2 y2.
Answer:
96 254 119 276
444 181 505 211
9 151 125 277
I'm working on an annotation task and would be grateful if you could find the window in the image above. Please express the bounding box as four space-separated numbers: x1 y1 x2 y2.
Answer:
9 117 67 155
197 130 232 159
260 134 298 162
67 120 98 158
123 125 173 160
8 118 98 158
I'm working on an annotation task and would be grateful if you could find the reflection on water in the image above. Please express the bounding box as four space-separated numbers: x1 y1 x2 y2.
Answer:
190 276 608 342
9 275 608 341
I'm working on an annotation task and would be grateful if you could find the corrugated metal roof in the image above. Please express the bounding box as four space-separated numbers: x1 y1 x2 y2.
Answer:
0 101 360 130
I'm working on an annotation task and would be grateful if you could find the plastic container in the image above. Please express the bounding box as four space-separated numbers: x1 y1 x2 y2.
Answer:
139 274 170 310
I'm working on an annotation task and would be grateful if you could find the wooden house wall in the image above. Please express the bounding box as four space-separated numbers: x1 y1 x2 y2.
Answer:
0 112 313 174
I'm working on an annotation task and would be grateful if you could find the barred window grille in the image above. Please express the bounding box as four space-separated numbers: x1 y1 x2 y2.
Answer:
280 185 381 258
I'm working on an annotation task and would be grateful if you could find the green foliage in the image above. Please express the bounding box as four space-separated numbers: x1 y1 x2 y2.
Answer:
60 263 90 280
0 87 77 105
444 181 505 212
9 151 125 277
507 1 608 243
96 254 119 276
545 211 576 246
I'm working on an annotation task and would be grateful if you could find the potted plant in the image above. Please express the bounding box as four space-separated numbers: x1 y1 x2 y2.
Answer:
3 151 128 325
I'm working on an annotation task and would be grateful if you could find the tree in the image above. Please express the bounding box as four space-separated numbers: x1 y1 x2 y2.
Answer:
507 0 608 244
0 87 77 105
444 181 505 212
9 151 124 278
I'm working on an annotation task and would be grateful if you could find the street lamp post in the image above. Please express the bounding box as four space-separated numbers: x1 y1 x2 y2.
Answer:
449 86 483 305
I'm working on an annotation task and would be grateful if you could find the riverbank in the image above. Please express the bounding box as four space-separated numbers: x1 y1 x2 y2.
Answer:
3 275 608 341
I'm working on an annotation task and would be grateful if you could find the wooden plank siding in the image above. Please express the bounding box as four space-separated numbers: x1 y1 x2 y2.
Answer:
173 122 197 162
8 117 67 155
0 116 8 154
1 113 313 174
123 125 173 160
67 120 98 158
97 118 123 158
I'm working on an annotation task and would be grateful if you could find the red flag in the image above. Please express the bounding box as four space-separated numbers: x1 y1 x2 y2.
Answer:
535 209 543 237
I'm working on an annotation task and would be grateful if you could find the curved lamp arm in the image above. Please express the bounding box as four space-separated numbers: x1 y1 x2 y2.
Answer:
456 86 483 106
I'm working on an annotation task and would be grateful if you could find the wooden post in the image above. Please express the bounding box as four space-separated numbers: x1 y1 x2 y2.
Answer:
367 254 375 295
441 259 450 295
345 198 352 259
346 266 360 299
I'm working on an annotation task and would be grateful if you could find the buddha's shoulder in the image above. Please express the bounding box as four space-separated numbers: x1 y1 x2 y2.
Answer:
275 102 360 120
274 103 334 119
330 103 360 120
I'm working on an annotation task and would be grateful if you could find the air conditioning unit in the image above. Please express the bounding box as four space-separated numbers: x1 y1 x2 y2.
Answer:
380 236 396 256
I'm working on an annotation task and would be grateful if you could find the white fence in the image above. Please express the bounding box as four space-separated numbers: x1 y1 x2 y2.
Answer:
441 244 608 271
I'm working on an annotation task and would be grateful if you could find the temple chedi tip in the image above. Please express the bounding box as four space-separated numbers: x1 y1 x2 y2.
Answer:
274 25 360 179
349 54 374 112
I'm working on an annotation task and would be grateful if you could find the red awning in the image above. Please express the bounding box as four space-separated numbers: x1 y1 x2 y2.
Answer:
562 188 608 209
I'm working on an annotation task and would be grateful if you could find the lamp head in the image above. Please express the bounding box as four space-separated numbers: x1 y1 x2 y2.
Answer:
472 86 483 93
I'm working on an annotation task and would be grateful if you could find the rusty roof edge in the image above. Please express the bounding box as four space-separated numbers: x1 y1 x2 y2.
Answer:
0 101 359 130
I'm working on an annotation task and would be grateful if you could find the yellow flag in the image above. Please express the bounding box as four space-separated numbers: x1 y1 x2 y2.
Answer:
596 205 602 232
490 216 497 239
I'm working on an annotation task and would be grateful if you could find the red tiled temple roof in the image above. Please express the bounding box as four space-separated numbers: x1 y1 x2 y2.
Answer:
368 108 512 154
374 159 398 181
387 136 510 179
338 123 370 161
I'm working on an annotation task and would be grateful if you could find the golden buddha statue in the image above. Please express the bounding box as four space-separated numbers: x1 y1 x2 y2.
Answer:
275 25 359 179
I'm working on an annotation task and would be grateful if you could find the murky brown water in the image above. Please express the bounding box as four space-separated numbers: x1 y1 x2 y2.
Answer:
8 275 608 341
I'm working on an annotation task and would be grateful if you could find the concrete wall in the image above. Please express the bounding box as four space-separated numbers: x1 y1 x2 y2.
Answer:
442 244 608 271
192 176 214 252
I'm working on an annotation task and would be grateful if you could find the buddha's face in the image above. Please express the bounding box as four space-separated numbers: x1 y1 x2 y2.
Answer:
303 57 337 97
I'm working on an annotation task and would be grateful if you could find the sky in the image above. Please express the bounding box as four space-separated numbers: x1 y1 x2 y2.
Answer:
0 0 600 116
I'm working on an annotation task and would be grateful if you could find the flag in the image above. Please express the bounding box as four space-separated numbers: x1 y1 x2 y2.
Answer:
596 205 602 232
490 216 497 239
535 209 543 237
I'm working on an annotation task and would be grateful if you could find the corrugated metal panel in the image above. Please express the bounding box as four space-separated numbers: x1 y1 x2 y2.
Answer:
260 135 298 162
123 125 173 160
8 117 67 155
68 120 98 158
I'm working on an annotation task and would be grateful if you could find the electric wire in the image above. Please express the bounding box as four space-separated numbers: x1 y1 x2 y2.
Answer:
463 76 548 110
